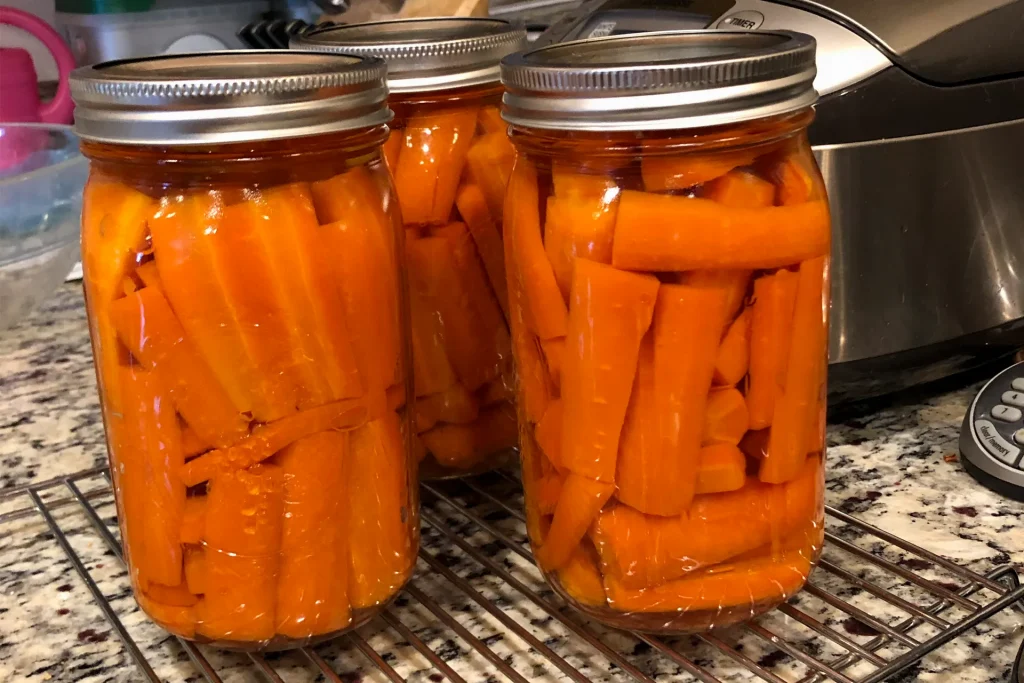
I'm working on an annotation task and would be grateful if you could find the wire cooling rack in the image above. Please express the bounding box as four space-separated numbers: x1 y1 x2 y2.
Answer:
1 465 1022 682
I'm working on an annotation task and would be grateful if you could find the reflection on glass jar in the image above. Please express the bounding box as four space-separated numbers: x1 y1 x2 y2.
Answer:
501 31 829 633
294 19 527 478
72 51 418 649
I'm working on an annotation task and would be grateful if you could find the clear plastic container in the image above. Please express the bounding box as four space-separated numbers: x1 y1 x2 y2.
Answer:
72 51 418 649
501 31 829 633
294 19 527 478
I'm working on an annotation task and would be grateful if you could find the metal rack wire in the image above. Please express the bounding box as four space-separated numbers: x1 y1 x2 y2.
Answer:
2 465 1022 682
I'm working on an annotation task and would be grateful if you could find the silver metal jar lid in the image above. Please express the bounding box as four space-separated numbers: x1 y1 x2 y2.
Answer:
292 18 528 94
500 30 818 132
70 50 390 146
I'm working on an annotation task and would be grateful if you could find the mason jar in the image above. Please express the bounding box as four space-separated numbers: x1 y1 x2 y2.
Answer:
501 31 829 633
294 19 527 478
72 51 418 649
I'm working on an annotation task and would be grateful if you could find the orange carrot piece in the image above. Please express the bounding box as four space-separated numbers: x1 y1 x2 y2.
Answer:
539 336 565 390
714 308 751 386
760 152 819 205
536 469 566 516
137 590 196 638
604 550 811 613
456 183 510 320
198 464 283 642
551 163 619 198
184 546 206 595
592 457 818 589
134 260 162 291
641 148 760 191
702 387 749 446
144 581 199 607
481 376 515 406
416 383 480 425
408 285 459 398
507 161 568 340
110 284 251 452
181 423 209 458
382 128 402 171
534 399 564 470
704 169 776 208
420 405 517 469
682 269 751 321
557 542 607 608
466 131 515 220
477 106 506 134
612 192 830 271
536 473 615 571
616 281 729 515
543 191 618 301
695 444 747 494
520 435 554 544
275 431 352 638
433 108 482 224
762 257 828 484
561 260 659 483
180 398 369 486
180 496 207 545
149 192 268 417
747 269 799 429
348 414 414 608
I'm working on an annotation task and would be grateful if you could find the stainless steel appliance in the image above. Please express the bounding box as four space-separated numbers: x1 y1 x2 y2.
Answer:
534 0 1024 403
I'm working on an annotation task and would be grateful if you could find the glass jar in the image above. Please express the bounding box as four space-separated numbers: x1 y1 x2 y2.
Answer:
71 52 418 649
500 32 829 633
294 19 527 478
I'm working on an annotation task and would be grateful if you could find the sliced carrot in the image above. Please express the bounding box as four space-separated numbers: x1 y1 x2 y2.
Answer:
137 590 196 638
604 550 811 613
759 151 819 205
433 108 483 225
420 405 517 470
612 192 830 271
543 191 618 301
762 257 828 484
408 284 458 398
466 131 515 220
557 542 607 608
561 260 659 483
695 444 747 494
184 546 206 595
180 496 207 545
275 431 352 638
456 183 509 320
348 413 414 608
416 383 480 425
536 473 615 571
382 128 402 171
198 463 283 642
481 376 515 407
536 469 566 515
534 398 564 470
145 581 198 607
477 106 505 134
506 160 568 340
616 281 729 515
181 423 209 458
682 269 751 321
641 147 760 191
180 397 369 486
704 169 776 208
134 260 162 291
702 387 749 446
551 163 618 198
747 269 799 429
714 308 751 386
520 435 553 545
539 337 565 390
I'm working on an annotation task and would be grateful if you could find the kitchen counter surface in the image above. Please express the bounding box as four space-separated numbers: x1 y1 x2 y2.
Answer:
1 284 1022 682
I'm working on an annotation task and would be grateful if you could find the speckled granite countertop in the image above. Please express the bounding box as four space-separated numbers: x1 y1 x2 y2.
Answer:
1 284 1023 682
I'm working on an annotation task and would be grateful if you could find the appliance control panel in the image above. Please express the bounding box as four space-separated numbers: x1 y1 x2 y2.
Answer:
960 362 1024 501
532 0 892 95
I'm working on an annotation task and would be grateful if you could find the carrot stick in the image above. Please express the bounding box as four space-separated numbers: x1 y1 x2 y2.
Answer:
713 308 751 386
612 192 830 271
534 398 564 470
520 435 554 544
181 423 209 458
704 169 776 208
616 281 729 515
432 108 482 224
561 260 659 483
506 160 569 340
695 444 747 494
747 269 799 429
551 163 618 198
144 581 199 607
81 179 156 416
702 387 749 446
682 269 751 321
382 128 402 171
759 151 819 205
137 590 196 638
477 106 505 134
456 183 510 320
762 257 828 484
641 148 760 191
149 192 269 418
604 550 811 613
540 337 565 390
419 405 517 470
180 397 369 486
543 190 618 301
536 469 565 515
416 382 480 425
184 546 206 595
557 542 607 607
134 260 162 290
348 413 415 608
408 285 458 398
466 131 516 220
198 463 283 642
275 431 352 638
536 473 615 571
180 496 206 545
596 458 818 589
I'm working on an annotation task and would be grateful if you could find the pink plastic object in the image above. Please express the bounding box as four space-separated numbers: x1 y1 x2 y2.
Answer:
0 7 75 125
